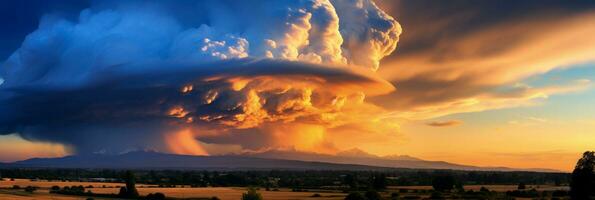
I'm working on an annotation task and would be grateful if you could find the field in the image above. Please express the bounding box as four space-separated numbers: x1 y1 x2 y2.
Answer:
0 179 347 200
0 179 570 200
390 185 569 192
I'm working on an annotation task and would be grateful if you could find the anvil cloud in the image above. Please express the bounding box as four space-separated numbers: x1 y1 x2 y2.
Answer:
0 0 401 154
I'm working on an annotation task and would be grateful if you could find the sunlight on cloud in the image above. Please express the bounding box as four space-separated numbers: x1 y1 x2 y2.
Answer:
0 134 69 162
376 12 595 120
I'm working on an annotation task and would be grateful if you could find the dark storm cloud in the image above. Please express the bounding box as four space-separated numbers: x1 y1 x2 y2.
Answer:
0 59 391 153
0 0 403 154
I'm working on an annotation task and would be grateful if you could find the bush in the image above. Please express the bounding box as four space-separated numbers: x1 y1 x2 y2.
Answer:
344 192 366 200
311 193 322 197
146 192 166 200
242 188 263 200
210 196 221 200
517 182 526 190
12 185 21 189
50 185 60 193
24 186 38 193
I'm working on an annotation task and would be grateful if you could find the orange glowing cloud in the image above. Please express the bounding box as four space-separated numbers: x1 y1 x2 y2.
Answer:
165 129 209 156
375 12 595 119
0 134 69 162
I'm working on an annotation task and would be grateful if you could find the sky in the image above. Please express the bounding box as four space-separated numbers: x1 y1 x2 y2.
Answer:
1 0 594 172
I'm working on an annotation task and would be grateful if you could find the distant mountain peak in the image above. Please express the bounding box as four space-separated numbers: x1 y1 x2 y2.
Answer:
336 148 378 158
7 149 561 173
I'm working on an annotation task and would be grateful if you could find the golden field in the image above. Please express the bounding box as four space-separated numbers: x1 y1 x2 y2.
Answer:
0 179 570 200
1 179 346 200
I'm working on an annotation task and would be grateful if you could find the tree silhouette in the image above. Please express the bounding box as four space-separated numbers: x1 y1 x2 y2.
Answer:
120 171 139 198
432 174 455 191
344 174 357 190
517 182 526 190
570 151 595 200
371 174 387 190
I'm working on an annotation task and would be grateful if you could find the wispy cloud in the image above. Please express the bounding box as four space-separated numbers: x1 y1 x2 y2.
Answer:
425 120 463 127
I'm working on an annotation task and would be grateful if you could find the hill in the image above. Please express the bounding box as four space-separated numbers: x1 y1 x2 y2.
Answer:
10 151 394 171
7 150 561 172
245 148 560 172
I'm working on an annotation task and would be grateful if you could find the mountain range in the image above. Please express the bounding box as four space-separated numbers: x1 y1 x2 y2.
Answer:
4 149 561 172
243 148 560 172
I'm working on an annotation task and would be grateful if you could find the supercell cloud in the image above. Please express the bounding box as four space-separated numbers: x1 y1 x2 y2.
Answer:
0 0 401 154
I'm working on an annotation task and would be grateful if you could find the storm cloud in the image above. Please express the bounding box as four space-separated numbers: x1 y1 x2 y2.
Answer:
0 0 401 154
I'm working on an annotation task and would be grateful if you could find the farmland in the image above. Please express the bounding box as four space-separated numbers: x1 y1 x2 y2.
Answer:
0 179 572 200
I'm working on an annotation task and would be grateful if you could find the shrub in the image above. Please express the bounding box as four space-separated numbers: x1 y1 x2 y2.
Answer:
210 196 221 200
517 182 526 190
146 192 166 200
50 185 60 193
311 193 322 197
12 185 21 189
24 186 38 193
242 188 263 200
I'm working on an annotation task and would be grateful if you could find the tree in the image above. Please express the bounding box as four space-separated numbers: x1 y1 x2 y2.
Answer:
371 174 387 190
344 174 358 190
432 175 455 192
118 186 127 197
517 182 526 190
570 151 595 200
242 188 263 200
121 171 139 198
50 185 60 193
344 192 366 200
